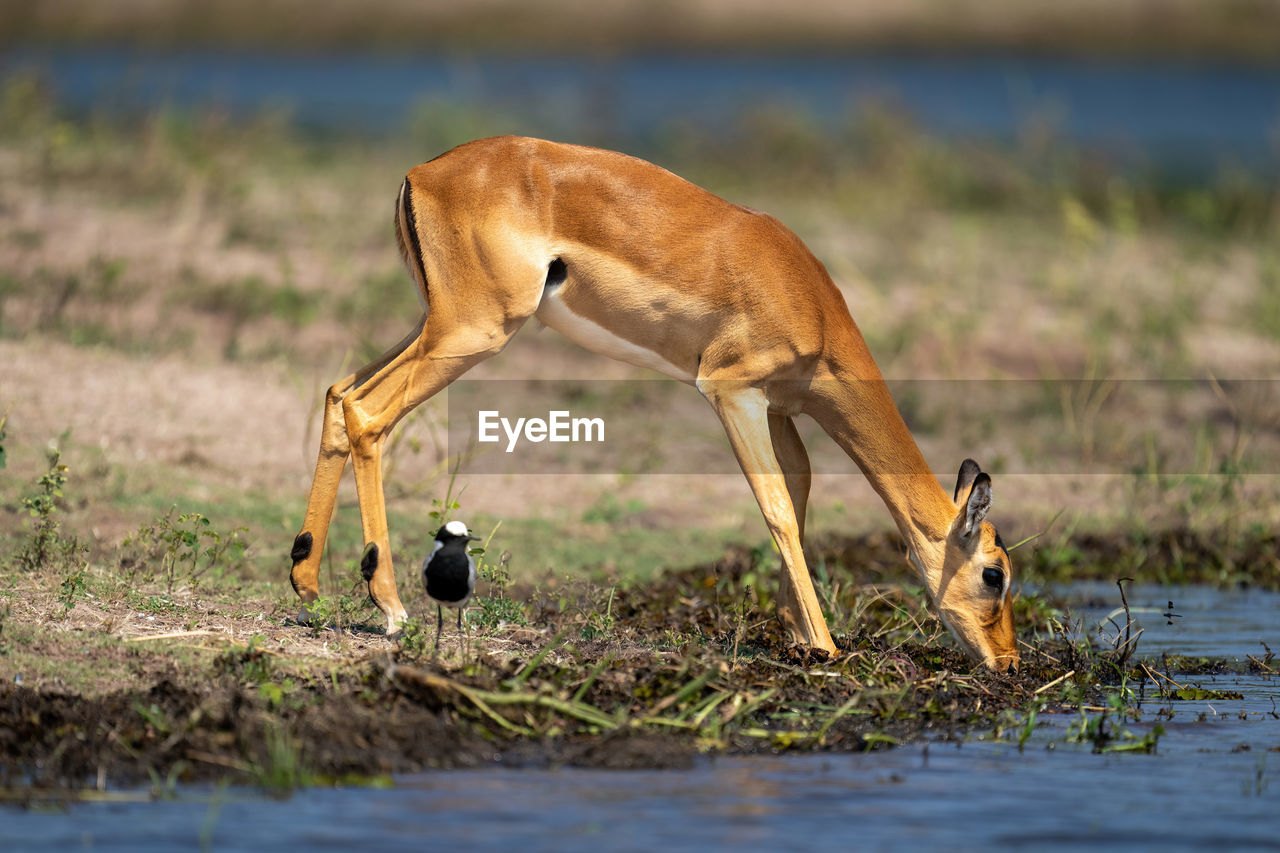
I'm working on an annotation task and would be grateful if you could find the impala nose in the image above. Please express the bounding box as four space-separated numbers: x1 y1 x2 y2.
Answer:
991 653 1018 673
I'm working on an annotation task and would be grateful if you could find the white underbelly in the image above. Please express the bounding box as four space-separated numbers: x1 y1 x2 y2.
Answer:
535 287 696 384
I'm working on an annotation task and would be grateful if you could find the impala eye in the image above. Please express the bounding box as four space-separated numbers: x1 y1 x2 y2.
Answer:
982 567 1004 590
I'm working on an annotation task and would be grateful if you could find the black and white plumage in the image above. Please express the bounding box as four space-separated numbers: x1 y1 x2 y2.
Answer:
422 520 478 649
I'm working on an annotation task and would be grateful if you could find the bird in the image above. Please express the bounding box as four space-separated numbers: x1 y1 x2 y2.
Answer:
422 520 479 652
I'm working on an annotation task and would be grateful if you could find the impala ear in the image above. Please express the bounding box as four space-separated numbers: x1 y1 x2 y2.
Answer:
960 472 992 540
953 458 983 504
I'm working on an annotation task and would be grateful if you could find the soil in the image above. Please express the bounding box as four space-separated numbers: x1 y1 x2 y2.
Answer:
8 532 1270 796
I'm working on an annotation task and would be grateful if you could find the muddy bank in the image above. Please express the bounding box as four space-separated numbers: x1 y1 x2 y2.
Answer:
2 526 1273 794
0 648 1027 793
0 572 1072 797
0 675 490 791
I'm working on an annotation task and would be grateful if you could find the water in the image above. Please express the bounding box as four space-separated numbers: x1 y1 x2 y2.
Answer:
3 697 1277 851
1064 582 1279 661
2 585 1276 852
3 49 1279 173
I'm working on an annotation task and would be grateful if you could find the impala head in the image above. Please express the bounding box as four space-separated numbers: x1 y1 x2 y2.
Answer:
934 459 1019 672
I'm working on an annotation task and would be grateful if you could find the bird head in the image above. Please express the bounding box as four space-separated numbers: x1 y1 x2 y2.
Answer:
437 520 479 542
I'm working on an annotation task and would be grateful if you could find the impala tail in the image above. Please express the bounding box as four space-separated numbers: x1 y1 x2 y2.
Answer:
395 176 430 314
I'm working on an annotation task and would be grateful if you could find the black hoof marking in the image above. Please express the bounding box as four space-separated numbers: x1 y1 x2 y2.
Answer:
360 543 379 582
290 531 313 565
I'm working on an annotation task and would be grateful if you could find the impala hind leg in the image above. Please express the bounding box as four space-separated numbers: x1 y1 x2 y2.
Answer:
290 320 425 620
699 382 836 655
768 413 813 641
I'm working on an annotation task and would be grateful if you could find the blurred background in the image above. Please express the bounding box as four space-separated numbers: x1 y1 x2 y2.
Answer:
1 0 1277 586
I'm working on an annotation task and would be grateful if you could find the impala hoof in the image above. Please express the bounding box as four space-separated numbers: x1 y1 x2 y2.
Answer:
385 610 408 636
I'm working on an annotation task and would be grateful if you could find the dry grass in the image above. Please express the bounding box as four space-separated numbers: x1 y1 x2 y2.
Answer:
2 97 1277 549
7 0 1280 59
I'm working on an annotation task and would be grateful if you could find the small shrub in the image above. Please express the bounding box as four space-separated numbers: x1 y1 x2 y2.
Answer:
471 542 528 632
470 595 528 633
122 508 249 593
16 445 87 576
57 566 88 613
303 593 369 635
577 587 616 641
397 616 431 657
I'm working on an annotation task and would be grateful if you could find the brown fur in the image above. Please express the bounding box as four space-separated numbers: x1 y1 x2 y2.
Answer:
289 137 1018 670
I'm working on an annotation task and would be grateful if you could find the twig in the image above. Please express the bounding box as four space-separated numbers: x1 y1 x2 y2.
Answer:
1114 577 1139 666
185 750 253 773
125 630 218 642
1022 640 1061 665
390 664 615 732
1140 662 1186 691
388 665 532 735
1033 670 1076 696
0 788 155 804
967 678 997 698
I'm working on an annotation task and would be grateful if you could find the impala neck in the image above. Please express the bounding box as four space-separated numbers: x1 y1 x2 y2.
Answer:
807 334 957 592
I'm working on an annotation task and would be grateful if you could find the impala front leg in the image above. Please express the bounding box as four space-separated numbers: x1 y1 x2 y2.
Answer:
768 412 812 641
343 397 405 633
340 329 506 634
699 381 836 655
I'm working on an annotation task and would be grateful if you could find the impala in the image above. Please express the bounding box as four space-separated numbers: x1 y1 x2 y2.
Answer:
288 136 1018 671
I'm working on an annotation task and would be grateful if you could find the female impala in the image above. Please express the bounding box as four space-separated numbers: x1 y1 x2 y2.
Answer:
288 136 1019 671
